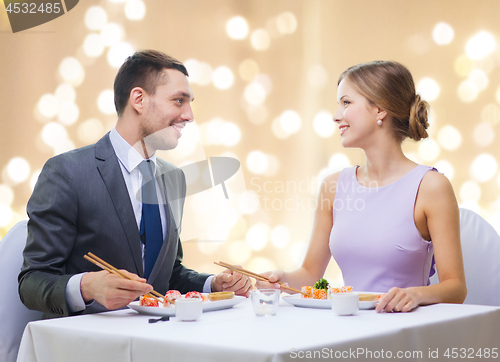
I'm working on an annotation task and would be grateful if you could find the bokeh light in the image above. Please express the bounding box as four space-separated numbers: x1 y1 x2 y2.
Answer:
328 153 352 173
270 225 291 249
57 102 80 125
59 57 85 85
416 77 440 101
101 23 124 46
83 33 105 58
97 90 116 115
313 111 335 138
0 204 14 228
251 29 271 51
470 153 498 182
125 0 146 21
244 82 267 106
457 79 479 102
212 66 234 90
468 69 489 91
434 160 455 180
78 118 105 144
246 150 269 174
0 184 14 205
432 22 454 45
276 12 297 34
473 123 495 147
245 222 269 251
55 84 76 104
6 157 31 184
246 256 276 274
227 240 252 264
254 74 273 95
279 110 302 135
437 125 462 151
204 118 241 147
460 180 481 202
246 105 268 125
465 31 497 60
84 6 107 31
481 103 500 126
226 16 249 40
238 59 259 82
418 138 440 162
453 55 475 77
307 64 328 88
41 122 68 148
107 42 134 68
37 94 59 119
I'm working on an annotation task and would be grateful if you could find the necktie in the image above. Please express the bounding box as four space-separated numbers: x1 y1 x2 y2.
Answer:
138 160 163 280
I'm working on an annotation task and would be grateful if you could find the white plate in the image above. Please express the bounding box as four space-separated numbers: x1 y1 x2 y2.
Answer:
128 296 245 316
282 292 382 310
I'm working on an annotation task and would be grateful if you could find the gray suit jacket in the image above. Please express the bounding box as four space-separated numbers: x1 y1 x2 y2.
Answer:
19 133 210 318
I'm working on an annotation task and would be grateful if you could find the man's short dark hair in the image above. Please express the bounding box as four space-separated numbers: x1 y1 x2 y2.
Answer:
113 50 189 116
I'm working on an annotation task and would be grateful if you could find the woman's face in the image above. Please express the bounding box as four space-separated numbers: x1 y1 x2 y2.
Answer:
333 78 381 148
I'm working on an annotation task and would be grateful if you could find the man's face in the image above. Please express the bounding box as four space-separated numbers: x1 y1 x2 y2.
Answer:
140 68 194 152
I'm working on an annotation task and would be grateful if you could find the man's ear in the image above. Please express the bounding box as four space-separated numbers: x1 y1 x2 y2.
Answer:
130 87 145 114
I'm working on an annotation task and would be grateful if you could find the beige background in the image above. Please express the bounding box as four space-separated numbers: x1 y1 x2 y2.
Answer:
1 0 499 284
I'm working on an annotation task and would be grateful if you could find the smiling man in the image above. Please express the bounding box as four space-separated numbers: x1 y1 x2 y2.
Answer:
19 50 251 318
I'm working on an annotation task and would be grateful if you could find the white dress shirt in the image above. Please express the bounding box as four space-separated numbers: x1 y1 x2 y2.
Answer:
65 129 213 312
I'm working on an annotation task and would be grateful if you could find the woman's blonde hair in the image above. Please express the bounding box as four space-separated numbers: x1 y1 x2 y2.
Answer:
338 61 429 142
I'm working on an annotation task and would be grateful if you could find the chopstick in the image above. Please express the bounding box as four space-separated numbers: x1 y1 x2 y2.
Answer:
84 252 163 302
214 261 310 296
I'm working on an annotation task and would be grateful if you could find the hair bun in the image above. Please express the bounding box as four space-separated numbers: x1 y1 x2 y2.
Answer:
408 94 429 141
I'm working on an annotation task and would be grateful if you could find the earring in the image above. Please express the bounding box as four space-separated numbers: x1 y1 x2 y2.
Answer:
377 119 383 126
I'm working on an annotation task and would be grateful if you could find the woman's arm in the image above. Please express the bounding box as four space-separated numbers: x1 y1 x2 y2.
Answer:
257 172 340 290
376 171 467 312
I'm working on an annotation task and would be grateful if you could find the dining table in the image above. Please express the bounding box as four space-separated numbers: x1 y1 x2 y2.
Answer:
17 296 500 362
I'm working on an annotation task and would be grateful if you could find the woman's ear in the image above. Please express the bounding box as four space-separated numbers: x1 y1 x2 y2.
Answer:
129 87 145 114
377 107 388 120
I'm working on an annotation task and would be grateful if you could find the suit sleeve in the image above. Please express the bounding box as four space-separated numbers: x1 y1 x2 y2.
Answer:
168 240 211 293
18 156 79 317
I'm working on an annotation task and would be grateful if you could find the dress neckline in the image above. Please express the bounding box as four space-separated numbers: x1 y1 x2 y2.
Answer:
353 164 422 189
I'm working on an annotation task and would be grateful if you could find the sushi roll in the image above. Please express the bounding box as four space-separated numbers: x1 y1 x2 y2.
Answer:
140 295 159 307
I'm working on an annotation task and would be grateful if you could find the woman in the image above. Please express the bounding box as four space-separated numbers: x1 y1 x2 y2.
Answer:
258 61 467 312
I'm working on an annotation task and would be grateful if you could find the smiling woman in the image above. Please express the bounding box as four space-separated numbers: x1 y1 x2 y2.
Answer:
258 60 467 314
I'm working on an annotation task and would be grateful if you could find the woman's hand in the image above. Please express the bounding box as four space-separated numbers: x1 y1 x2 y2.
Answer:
255 270 287 290
375 287 420 313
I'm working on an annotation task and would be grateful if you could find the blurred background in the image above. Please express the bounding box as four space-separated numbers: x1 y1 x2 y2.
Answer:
1 0 499 285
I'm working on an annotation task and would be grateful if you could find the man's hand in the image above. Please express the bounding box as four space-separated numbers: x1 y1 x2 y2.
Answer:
81 270 153 310
211 267 252 297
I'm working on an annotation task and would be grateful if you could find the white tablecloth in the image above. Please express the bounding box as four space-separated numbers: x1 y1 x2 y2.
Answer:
17 298 500 362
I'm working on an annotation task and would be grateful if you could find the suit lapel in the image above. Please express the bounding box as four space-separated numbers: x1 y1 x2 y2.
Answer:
94 133 143 275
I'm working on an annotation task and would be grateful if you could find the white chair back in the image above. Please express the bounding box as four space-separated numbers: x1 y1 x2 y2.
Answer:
0 220 43 362
430 208 500 306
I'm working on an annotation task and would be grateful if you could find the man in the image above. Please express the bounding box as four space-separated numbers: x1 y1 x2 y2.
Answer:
19 50 251 318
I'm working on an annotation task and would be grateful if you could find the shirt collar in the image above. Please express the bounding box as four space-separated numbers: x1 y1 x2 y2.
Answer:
109 128 157 175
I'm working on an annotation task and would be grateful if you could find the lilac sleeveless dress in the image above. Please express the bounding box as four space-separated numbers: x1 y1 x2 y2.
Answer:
329 165 436 293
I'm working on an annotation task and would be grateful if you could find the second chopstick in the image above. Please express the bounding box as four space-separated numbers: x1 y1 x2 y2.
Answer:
215 261 307 296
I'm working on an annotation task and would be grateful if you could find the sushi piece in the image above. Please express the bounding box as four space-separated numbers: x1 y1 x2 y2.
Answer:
139 295 159 307
301 286 313 298
163 290 182 307
207 291 234 301
185 291 208 302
